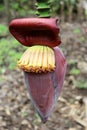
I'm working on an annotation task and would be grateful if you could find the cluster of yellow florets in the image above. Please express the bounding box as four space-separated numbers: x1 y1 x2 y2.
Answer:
18 45 55 73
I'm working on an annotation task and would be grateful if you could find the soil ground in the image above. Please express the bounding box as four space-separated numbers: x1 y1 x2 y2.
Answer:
0 22 87 130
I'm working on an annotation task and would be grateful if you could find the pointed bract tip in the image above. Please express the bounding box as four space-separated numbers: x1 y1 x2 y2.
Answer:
41 116 48 123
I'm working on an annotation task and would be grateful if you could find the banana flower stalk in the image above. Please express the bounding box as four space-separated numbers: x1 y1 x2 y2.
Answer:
9 18 66 123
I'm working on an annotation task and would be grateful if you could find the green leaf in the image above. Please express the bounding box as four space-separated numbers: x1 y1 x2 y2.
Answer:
10 3 19 10
73 28 81 34
70 68 80 75
74 80 87 89
0 24 8 36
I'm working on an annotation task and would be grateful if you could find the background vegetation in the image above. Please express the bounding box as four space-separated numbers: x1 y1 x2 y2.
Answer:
0 0 87 24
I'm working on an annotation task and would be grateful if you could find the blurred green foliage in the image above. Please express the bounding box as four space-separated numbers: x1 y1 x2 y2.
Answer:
10 0 35 17
70 67 80 75
50 0 77 14
50 0 87 21
68 59 77 65
73 28 81 34
0 37 26 73
0 24 8 36
74 80 87 89
0 4 4 12
0 0 87 21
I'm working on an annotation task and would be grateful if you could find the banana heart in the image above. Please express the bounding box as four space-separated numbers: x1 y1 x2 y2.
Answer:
24 47 66 123
9 18 66 123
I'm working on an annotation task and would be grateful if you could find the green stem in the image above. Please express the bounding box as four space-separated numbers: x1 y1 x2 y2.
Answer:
35 0 51 18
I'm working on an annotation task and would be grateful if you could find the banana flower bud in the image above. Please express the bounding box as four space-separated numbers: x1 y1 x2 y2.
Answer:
9 18 66 123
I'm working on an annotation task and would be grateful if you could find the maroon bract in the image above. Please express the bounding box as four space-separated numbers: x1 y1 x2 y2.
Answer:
24 47 66 123
9 18 61 47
